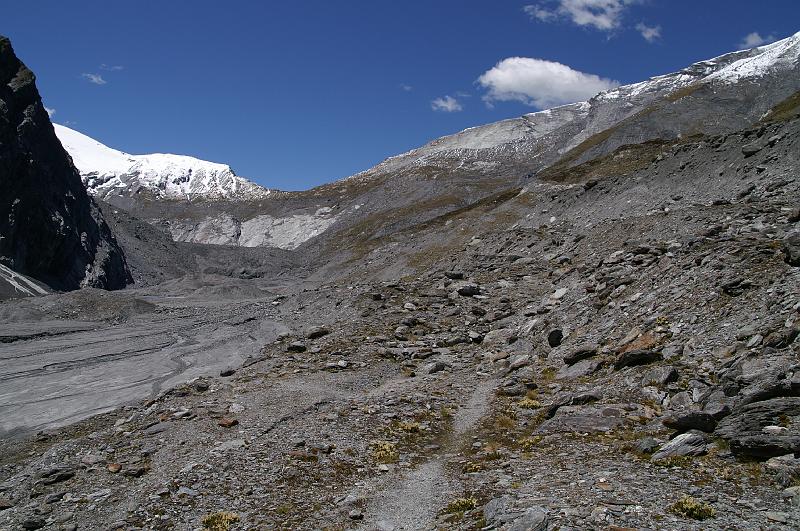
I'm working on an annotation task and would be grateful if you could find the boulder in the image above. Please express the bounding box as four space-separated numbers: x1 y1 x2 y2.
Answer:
783 232 800 267
556 358 602 379
651 431 708 461
641 365 679 386
307 326 330 339
456 283 480 296
614 349 663 370
714 397 800 459
508 506 548 531
562 345 598 366
663 411 718 433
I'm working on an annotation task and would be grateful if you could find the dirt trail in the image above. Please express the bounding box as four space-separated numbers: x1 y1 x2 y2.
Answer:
361 377 497 530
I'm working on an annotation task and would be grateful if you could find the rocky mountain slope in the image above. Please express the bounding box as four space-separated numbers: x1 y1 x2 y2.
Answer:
0 36 130 297
1 110 798 531
114 32 800 253
53 125 272 202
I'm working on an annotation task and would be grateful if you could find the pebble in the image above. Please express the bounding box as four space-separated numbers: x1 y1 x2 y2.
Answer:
552 288 569 300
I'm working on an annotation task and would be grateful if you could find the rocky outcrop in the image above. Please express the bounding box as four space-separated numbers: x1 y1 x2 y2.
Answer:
0 35 130 294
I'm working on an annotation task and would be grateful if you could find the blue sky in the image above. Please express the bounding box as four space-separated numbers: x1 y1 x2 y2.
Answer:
4 1 799 190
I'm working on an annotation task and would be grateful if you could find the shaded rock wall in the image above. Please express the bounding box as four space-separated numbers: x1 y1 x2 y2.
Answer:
0 35 130 293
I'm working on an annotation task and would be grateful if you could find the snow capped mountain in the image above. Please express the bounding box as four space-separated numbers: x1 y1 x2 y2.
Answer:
53 124 272 201
353 31 800 180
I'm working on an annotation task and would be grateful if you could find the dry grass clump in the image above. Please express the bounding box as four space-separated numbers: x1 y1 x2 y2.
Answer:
517 397 542 409
202 511 240 530
444 497 478 514
370 440 399 463
668 495 716 520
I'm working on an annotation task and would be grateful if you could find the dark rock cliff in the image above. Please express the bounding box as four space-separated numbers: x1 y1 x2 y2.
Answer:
0 35 130 292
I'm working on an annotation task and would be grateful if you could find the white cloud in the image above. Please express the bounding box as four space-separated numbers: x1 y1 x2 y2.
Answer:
523 4 557 22
635 22 661 42
82 73 107 85
524 0 637 31
431 95 463 112
100 64 124 71
400 84 413 92
738 32 775 49
44 106 56 118
478 57 619 109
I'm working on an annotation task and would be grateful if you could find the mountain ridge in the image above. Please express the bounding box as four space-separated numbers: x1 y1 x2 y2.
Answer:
352 31 800 181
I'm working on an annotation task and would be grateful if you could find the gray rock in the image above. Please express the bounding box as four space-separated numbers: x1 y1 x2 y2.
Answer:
177 486 198 497
763 324 800 348
424 361 447 374
651 431 708 460
508 354 531 371
721 278 752 297
614 349 663 370
21 519 46 530
483 496 510 525
663 411 718 433
701 389 732 419
307 326 330 339
87 488 112 501
39 466 75 485
508 506 548 531
457 283 480 296
556 358 602 379
715 397 800 458
44 492 64 504
562 345 597 366
143 422 170 436
287 341 307 353
497 382 528 396
536 405 626 434
742 143 762 156
765 454 800 487
636 437 660 454
641 365 679 386
572 391 602 405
